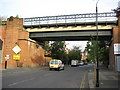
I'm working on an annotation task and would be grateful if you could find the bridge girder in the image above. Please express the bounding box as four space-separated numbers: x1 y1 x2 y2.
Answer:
23 12 117 42
29 29 112 41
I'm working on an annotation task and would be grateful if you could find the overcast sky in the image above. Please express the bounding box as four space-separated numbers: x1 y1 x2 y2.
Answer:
0 0 119 17
0 0 119 51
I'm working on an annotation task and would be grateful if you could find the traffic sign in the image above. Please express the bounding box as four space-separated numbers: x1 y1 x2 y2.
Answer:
13 54 20 60
12 45 21 54
114 43 120 54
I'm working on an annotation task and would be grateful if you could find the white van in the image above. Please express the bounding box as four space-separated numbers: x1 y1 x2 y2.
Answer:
71 60 79 67
49 59 64 71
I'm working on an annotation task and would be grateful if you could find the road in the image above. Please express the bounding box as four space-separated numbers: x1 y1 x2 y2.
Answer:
2 64 94 88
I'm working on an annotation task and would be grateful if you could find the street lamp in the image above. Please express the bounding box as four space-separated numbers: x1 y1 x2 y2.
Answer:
96 0 100 87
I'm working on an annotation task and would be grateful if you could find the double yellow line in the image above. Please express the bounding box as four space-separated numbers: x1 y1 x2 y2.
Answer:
80 70 87 89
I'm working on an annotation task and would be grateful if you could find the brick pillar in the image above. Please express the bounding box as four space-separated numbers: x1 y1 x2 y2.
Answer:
2 17 23 68
117 11 120 43
0 25 6 69
109 11 120 70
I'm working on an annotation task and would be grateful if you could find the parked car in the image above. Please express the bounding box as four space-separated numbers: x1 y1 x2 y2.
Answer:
83 61 88 65
79 61 84 66
49 59 64 71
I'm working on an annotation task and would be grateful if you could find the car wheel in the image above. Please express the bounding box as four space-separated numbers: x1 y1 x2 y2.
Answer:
57 68 60 71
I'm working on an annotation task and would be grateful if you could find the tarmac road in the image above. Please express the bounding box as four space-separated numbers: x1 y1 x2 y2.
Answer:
2 64 94 88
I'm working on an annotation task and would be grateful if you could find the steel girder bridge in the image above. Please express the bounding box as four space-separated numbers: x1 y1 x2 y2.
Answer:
23 12 117 41
24 12 117 28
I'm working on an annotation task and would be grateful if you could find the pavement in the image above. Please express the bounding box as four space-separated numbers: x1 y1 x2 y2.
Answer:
88 65 120 89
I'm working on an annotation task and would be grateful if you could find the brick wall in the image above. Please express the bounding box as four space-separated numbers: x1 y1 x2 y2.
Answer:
109 11 120 70
0 25 6 41
1 17 23 68
0 25 6 68
109 39 115 70
109 27 120 70
0 17 52 69
18 39 44 67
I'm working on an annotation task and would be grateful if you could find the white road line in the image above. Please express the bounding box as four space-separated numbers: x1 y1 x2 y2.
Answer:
8 78 35 87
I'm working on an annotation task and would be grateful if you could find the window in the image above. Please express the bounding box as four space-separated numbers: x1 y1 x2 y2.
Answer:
50 61 58 64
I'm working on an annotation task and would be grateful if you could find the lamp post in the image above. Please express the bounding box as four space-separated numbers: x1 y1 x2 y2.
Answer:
96 0 100 87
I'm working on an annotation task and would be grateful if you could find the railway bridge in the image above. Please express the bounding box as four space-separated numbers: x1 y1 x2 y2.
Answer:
0 11 120 71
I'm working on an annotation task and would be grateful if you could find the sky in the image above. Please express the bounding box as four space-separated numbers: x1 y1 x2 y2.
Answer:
0 0 119 51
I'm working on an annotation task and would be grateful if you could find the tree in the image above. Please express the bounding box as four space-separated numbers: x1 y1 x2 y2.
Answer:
50 41 66 60
43 41 83 65
62 53 69 64
97 41 109 66
43 41 51 56
43 41 69 64
0 16 6 24
68 46 82 64
85 40 97 62
85 40 109 67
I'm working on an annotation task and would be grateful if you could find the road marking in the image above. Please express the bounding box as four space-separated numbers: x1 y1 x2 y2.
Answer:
80 70 87 89
8 78 35 87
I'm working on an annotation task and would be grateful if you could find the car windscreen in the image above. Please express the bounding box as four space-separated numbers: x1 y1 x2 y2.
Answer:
50 61 58 64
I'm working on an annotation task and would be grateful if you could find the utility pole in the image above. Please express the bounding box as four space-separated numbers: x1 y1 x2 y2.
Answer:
96 0 100 87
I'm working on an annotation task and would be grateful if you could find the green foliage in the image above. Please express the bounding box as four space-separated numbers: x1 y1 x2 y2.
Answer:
50 41 65 59
43 41 50 51
98 41 109 65
0 16 6 24
43 41 68 63
62 53 69 64
85 40 109 66
86 40 97 62
49 41 69 64
43 41 82 65
43 41 51 56
68 46 82 63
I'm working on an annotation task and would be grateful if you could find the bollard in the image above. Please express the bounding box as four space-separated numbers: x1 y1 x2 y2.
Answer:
5 61 7 69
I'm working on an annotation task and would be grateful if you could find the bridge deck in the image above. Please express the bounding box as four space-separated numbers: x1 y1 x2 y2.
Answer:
24 12 117 41
30 29 112 41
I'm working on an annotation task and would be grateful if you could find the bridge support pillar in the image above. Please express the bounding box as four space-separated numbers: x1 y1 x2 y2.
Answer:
1 17 47 69
109 10 120 71
2 16 23 68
